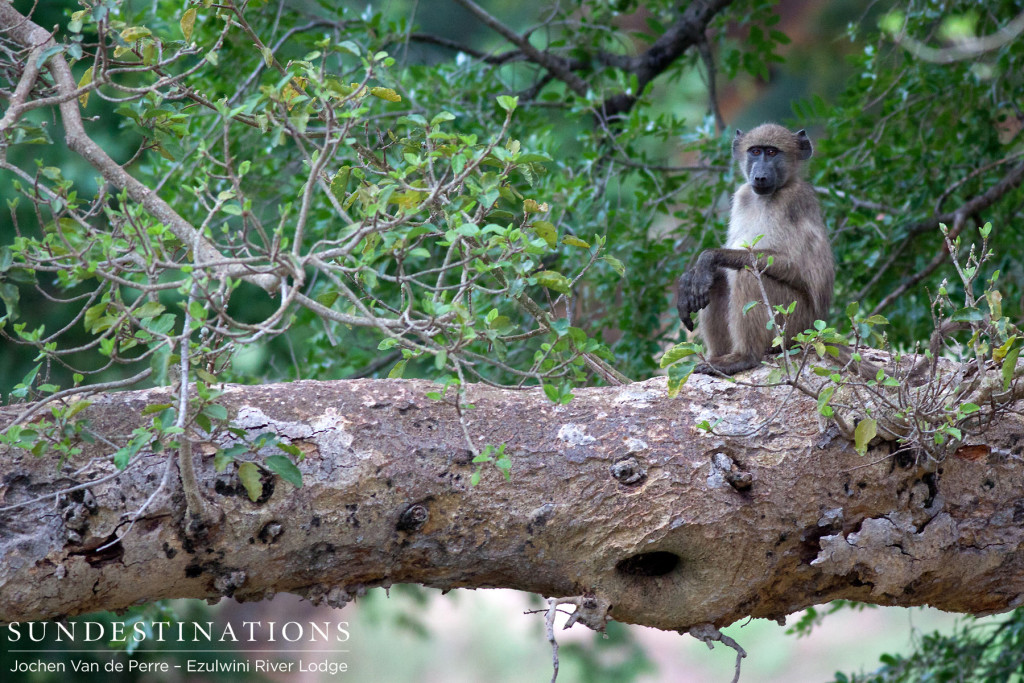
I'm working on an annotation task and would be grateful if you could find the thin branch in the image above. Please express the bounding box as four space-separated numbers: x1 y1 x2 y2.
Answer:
452 0 588 95
905 161 1024 239
407 32 522 65
891 11 1024 63
866 161 1024 312
870 212 967 316
697 37 725 134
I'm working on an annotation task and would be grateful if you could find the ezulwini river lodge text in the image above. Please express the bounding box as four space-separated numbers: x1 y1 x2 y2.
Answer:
10 658 349 675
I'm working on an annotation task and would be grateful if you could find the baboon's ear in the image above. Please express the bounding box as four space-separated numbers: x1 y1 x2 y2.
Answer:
732 129 745 158
795 129 813 160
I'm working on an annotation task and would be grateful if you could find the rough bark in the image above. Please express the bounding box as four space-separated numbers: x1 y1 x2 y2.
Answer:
2 374 1023 632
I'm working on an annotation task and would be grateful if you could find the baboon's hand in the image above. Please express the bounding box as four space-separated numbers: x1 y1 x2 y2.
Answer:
676 265 714 331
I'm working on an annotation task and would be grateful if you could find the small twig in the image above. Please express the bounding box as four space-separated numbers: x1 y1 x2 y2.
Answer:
689 623 747 683
544 598 562 683
95 455 176 551
5 368 153 430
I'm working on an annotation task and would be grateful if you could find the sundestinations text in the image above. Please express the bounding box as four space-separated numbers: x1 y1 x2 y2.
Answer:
6 621 350 643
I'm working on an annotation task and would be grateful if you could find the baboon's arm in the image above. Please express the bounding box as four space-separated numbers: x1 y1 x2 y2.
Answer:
676 247 813 330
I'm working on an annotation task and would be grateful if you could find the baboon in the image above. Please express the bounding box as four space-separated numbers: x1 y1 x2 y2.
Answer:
676 123 834 375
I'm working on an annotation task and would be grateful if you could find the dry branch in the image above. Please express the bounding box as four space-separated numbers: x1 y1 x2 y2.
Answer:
2 373 1023 631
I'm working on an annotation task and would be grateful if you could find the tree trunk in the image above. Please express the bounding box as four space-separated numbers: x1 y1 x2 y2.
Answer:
2 374 1023 631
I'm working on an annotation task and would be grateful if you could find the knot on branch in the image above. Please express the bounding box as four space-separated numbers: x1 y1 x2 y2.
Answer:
610 456 647 486
59 489 97 542
709 452 753 492
396 503 429 532
298 584 354 609
257 521 283 544
213 569 247 597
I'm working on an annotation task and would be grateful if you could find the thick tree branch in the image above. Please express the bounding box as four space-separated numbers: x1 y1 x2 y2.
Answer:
2 374 1023 630
596 0 735 120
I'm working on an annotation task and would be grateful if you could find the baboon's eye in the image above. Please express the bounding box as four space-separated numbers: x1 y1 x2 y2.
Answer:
750 148 761 156
765 148 777 157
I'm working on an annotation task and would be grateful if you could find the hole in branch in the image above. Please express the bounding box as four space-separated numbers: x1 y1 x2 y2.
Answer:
615 551 680 577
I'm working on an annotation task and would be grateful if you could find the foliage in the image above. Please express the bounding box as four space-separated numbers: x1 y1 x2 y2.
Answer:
831 607 1024 683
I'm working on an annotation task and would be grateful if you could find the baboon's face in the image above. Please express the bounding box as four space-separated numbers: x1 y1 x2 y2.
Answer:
731 125 813 196
744 146 787 195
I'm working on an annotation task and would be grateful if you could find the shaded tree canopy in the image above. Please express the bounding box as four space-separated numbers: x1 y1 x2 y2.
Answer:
2 0 1024 680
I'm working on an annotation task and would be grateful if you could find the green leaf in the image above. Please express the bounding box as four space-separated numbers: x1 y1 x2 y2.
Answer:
370 87 401 102
0 282 20 319
135 301 165 319
264 455 303 488
817 385 835 416
496 95 518 113
431 111 455 126
959 403 980 416
1002 346 1020 391
214 450 233 472
237 462 263 501
950 307 985 322
202 403 228 422
77 64 94 107
660 343 697 368
534 270 570 294
602 256 625 277
532 221 557 248
180 8 197 42
330 166 351 201
878 11 905 34
561 235 590 248
120 26 152 42
388 358 407 379
666 361 696 398
854 418 877 456
36 45 64 69
66 400 92 418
